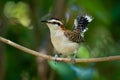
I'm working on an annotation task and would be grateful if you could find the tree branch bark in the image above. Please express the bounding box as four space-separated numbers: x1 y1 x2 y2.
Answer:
0 36 120 63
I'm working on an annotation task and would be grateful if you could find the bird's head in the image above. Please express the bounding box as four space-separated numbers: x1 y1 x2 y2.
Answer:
41 18 64 30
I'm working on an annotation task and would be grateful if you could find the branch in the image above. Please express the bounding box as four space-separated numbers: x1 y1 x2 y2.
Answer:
0 36 120 63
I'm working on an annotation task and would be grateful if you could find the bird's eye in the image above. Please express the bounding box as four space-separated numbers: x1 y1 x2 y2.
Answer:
52 22 61 26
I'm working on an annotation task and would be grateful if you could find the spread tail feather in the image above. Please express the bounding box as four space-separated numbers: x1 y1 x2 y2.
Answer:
74 15 93 32
73 15 93 37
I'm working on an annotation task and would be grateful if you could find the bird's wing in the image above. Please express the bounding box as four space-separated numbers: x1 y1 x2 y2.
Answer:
64 15 93 43
64 30 84 43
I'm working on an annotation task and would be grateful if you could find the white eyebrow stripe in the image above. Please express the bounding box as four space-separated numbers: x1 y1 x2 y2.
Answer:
48 19 63 25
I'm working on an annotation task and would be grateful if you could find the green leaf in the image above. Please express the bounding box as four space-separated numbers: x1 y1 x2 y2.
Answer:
4 1 31 27
77 45 90 58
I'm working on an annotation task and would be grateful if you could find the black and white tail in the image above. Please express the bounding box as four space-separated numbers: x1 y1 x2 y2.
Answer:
74 15 93 37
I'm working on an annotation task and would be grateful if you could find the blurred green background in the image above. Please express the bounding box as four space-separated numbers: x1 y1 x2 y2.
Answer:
0 0 120 80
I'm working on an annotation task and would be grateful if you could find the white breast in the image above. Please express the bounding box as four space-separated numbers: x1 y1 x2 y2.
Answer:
50 29 79 55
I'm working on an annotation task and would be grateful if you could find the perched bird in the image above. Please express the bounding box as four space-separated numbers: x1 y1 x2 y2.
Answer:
41 15 93 58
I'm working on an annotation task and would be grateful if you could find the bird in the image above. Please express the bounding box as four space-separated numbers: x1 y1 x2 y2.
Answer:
41 15 93 59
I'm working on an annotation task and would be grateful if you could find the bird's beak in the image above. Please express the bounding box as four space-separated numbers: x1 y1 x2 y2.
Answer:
41 20 48 23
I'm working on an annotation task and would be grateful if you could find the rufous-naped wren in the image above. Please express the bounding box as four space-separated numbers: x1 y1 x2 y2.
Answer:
41 15 93 58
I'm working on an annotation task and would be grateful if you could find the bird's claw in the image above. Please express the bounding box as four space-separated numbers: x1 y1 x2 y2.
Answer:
54 54 58 62
71 57 76 63
71 53 76 63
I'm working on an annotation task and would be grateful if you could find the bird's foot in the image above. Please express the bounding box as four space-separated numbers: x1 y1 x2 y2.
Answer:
54 53 62 63
71 57 76 63
71 54 76 63
54 54 58 62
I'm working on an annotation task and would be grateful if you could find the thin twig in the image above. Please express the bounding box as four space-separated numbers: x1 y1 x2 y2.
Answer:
0 36 120 63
